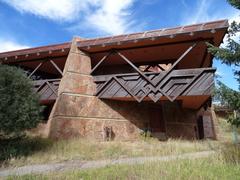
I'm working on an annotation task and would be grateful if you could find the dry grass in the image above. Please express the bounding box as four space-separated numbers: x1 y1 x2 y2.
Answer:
1 114 238 170
8 144 240 180
1 137 218 168
217 115 240 143
3 115 240 179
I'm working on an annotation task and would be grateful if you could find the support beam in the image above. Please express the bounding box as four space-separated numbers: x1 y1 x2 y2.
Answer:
94 43 200 103
28 62 44 78
50 60 63 76
46 81 58 96
117 51 155 86
91 51 113 74
94 68 215 103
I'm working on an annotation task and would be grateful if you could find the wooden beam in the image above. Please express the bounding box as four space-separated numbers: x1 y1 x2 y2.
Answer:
46 81 58 96
5 55 67 64
28 62 44 78
199 48 208 67
94 68 215 103
153 43 197 86
156 64 165 71
84 38 212 54
50 60 63 76
95 43 198 102
172 43 197 70
117 51 155 86
91 51 113 74
113 77 143 102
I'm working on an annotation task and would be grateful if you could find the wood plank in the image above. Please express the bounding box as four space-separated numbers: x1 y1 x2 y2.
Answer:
50 60 63 76
28 62 44 78
91 51 113 74
95 67 215 102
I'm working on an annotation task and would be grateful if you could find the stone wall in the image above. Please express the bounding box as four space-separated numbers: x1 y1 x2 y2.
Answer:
46 38 151 140
162 102 198 139
45 38 217 141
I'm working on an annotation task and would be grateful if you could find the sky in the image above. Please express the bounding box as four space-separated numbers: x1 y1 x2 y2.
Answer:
0 0 239 90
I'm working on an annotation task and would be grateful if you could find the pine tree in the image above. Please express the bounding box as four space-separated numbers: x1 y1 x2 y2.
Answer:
0 65 42 138
207 0 240 128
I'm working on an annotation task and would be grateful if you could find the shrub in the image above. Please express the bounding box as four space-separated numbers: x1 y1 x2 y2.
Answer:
0 137 52 163
0 65 42 138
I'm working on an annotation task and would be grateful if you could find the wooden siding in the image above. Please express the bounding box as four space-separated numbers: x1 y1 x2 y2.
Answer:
33 79 60 102
94 68 215 102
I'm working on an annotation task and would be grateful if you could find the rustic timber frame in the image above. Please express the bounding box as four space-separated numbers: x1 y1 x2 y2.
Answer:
91 42 215 103
26 58 63 102
0 20 229 140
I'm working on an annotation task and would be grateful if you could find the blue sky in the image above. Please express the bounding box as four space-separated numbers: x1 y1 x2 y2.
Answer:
0 0 239 90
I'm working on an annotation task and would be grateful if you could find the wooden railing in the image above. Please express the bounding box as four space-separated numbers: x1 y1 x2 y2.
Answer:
93 68 215 102
33 79 61 102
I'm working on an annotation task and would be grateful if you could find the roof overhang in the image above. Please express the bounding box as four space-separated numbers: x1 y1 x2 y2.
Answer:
0 42 71 63
0 19 228 64
77 19 228 53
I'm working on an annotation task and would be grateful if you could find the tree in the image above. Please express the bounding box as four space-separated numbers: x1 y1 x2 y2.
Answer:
215 81 240 126
207 0 240 129
0 65 42 138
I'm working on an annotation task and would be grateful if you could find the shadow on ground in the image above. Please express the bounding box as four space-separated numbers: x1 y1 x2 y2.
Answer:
0 136 52 165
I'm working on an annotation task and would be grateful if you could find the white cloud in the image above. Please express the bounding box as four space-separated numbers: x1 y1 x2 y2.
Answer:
180 0 239 25
221 13 240 47
180 0 212 25
180 0 240 47
1 0 136 35
0 39 29 52
1 0 88 21
87 0 135 35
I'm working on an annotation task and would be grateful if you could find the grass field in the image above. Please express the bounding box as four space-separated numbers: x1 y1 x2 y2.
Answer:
0 137 219 168
7 144 240 180
1 115 240 179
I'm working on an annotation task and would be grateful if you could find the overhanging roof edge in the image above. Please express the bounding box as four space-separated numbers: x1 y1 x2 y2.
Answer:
77 19 228 49
0 19 228 62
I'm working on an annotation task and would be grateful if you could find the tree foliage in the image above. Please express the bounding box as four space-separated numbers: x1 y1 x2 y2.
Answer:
228 0 240 10
0 65 42 138
215 81 240 127
207 0 240 127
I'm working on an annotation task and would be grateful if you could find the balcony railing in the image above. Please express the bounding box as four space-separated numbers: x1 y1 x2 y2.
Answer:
33 79 61 102
93 68 215 102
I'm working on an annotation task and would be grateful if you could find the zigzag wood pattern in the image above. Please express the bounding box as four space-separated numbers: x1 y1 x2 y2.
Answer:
33 79 60 100
91 42 216 103
26 59 63 101
94 68 215 102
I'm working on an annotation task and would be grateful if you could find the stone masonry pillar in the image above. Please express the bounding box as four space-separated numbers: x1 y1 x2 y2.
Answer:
46 37 96 138
46 37 144 140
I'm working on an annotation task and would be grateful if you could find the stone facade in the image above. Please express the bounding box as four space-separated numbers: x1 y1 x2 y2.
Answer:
44 38 217 141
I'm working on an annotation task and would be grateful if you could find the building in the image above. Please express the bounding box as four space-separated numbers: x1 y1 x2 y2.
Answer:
0 20 228 140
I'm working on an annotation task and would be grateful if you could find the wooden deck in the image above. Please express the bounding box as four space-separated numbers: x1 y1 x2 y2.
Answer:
94 68 215 102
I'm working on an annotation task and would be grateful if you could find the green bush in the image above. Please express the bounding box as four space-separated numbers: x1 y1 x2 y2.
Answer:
0 137 52 163
0 65 42 138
